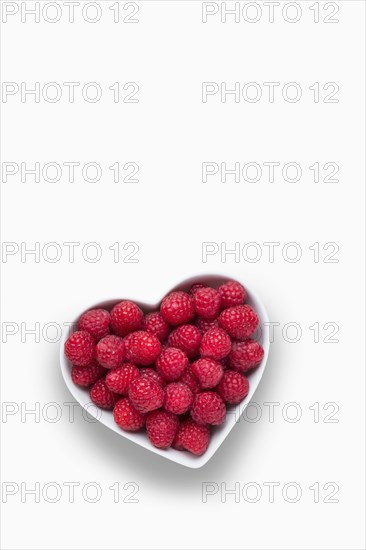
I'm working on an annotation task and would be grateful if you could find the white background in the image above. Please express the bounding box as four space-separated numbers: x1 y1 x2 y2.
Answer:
1 1 365 549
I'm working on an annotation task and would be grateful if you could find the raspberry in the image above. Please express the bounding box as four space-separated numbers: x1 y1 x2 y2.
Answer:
229 339 264 372
96 335 125 369
193 287 221 320
105 363 140 394
217 370 249 404
124 330 161 366
78 308 110 341
140 368 165 387
173 419 210 456
191 392 226 425
164 382 193 414
219 305 259 340
191 358 223 389
156 347 188 381
90 379 118 410
64 331 95 367
160 291 194 326
168 324 201 358
146 410 179 449
179 365 200 394
218 280 247 309
200 327 231 361
113 398 146 431
143 312 170 342
128 377 164 413
71 361 106 387
196 317 219 334
172 426 185 450
110 300 143 336
189 283 208 295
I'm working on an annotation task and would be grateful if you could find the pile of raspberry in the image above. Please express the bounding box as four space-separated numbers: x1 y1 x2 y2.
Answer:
64 280 264 456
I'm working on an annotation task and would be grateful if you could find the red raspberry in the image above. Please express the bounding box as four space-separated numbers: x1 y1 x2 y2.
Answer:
229 339 264 372
218 280 247 309
196 317 219 334
168 324 201 358
146 410 179 449
110 300 143 336
96 335 125 369
90 379 118 410
78 308 110 341
193 287 221 320
200 327 231 361
128 377 164 413
172 426 185 450
191 358 223 389
217 370 249 404
140 368 165 387
143 312 170 342
71 361 106 387
178 366 200 394
164 382 193 414
219 305 259 340
173 419 210 456
156 347 188 381
124 330 161 366
113 398 146 431
189 283 208 295
160 291 194 326
191 392 226 425
64 331 95 367
105 363 140 394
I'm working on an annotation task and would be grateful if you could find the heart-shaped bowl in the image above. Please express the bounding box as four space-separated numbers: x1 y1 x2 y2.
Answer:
60 274 270 468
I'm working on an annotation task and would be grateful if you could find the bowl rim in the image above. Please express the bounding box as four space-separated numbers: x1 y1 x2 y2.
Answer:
59 273 270 469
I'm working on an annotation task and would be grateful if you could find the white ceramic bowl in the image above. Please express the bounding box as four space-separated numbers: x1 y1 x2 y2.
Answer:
60 274 270 468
